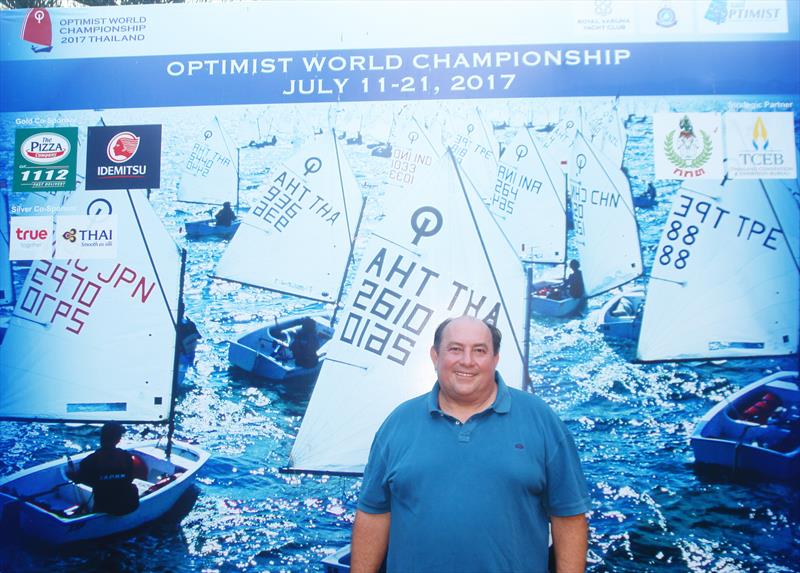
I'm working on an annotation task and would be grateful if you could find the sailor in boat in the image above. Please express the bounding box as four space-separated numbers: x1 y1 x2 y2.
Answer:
542 259 585 301
66 422 142 516
289 317 321 368
215 201 237 227
351 316 590 573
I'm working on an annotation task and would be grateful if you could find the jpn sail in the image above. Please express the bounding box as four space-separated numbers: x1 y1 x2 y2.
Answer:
288 151 529 474
214 130 363 302
176 116 238 206
491 127 567 263
569 130 642 296
0 189 181 421
1 191 13 305
637 178 799 361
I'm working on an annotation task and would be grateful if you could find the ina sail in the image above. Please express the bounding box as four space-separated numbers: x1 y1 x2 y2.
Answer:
1 191 13 305
491 127 567 263
569 130 642 296
214 130 363 302
177 116 238 206
0 189 182 422
288 150 529 474
637 178 799 361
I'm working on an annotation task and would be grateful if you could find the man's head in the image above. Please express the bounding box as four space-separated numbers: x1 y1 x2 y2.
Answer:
223 201 231 209
430 316 500 405
100 422 125 448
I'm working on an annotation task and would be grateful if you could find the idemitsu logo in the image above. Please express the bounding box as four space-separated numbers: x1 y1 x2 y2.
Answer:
20 132 71 165
107 131 140 163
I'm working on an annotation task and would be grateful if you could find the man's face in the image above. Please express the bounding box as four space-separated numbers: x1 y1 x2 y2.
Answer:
430 317 499 403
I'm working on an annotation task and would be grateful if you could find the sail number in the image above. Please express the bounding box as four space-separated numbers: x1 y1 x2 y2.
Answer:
340 279 435 365
658 221 698 270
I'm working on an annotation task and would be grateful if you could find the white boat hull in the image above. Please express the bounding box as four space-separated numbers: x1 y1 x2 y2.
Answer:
530 280 585 318
229 315 333 382
597 289 644 340
0 440 209 545
691 371 800 480
185 218 240 239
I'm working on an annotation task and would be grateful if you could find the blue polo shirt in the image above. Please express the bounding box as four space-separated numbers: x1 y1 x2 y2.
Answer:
357 374 590 573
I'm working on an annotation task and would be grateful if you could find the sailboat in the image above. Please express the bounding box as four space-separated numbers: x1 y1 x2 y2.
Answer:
531 130 642 317
214 129 365 381
382 107 444 189
445 106 500 206
636 177 799 362
0 188 209 544
287 149 530 475
178 117 241 239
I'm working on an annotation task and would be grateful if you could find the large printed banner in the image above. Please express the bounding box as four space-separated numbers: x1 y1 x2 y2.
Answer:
1 1 798 111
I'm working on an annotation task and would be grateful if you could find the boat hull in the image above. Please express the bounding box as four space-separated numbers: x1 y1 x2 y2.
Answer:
185 218 240 239
0 440 209 545
691 371 800 480
228 315 333 382
597 289 644 340
530 280 585 318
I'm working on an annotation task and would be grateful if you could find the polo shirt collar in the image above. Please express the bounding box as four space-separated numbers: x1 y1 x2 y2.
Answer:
427 372 512 415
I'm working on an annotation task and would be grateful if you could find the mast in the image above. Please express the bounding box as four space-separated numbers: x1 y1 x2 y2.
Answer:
166 248 188 459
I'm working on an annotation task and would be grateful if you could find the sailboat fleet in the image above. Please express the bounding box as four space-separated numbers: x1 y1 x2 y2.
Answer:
0 100 798 550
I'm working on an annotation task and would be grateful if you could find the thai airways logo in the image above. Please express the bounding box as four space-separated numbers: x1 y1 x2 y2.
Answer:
751 117 768 150
55 214 117 260
20 132 71 165
86 125 162 190
62 228 77 242
20 8 53 53
107 132 140 163
654 113 723 179
664 116 713 171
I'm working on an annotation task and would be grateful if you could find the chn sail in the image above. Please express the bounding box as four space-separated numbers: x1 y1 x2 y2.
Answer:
214 129 364 303
0 189 181 421
1 190 13 305
491 127 567 263
176 116 238 206
288 150 529 474
637 178 799 361
569 130 642 296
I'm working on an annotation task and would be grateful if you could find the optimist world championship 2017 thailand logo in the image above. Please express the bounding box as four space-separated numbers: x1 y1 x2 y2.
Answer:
663 115 713 177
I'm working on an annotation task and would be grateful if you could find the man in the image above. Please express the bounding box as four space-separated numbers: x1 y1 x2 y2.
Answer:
565 259 585 299
69 422 140 516
351 316 590 573
215 201 236 226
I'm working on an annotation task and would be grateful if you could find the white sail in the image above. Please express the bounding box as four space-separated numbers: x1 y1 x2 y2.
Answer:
492 128 567 263
446 107 500 203
637 178 800 361
214 130 363 302
583 99 627 168
384 107 445 189
0 189 181 421
1 191 13 305
569 130 642 296
176 116 237 206
289 151 529 474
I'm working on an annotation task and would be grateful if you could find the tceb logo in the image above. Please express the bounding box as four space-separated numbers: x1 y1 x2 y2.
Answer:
9 216 53 260
85 125 162 190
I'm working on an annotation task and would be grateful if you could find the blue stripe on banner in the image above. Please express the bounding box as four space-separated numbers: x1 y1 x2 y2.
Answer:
2 41 798 112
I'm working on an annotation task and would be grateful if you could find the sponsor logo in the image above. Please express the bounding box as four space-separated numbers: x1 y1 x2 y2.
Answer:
664 116 713 171
725 112 796 179
704 0 785 28
656 6 678 27
106 131 140 163
9 216 53 260
62 228 77 242
20 132 71 165
751 116 768 150
55 214 117 259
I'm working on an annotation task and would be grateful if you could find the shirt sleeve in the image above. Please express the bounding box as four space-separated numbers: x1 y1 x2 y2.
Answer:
356 428 391 514
543 418 591 517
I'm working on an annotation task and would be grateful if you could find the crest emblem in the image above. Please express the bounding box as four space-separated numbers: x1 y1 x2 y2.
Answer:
664 116 713 170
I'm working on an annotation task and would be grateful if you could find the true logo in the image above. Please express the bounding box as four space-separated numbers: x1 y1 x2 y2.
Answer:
106 131 140 163
664 116 713 177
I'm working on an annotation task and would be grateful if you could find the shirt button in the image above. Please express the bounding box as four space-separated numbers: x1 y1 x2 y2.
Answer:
455 421 461 425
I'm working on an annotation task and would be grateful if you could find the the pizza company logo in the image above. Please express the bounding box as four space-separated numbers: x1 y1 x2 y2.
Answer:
20 132 71 165
107 131 140 163
664 116 713 177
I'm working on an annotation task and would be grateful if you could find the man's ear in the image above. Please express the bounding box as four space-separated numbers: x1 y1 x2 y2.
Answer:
430 345 438 366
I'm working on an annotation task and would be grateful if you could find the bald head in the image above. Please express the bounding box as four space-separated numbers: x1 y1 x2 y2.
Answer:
433 316 501 355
